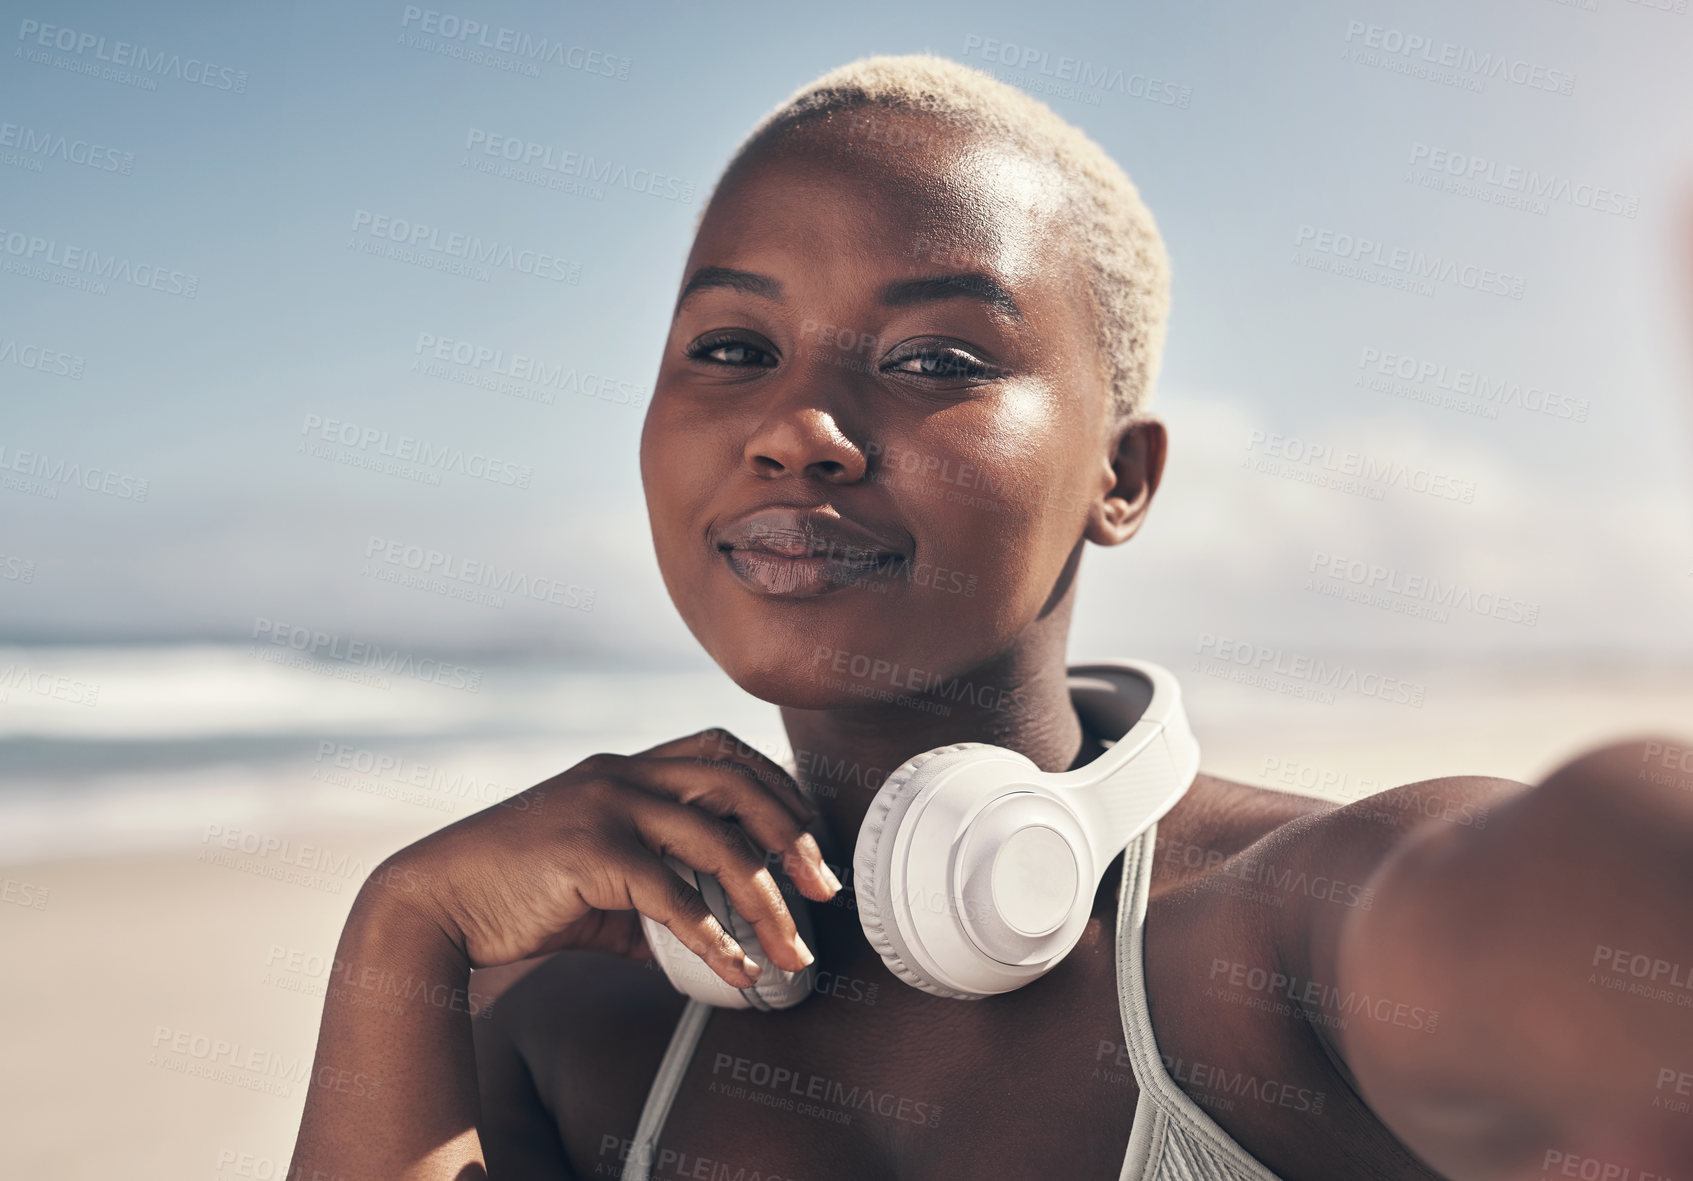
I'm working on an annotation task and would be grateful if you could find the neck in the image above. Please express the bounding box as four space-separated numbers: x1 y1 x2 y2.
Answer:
778 614 1099 878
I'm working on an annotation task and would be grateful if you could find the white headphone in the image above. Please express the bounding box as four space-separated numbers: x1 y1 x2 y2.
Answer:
639 658 1200 1008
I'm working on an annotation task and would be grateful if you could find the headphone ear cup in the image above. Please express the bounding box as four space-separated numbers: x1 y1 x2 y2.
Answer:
854 744 989 1000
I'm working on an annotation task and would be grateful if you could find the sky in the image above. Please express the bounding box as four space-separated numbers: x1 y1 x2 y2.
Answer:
3 0 1692 674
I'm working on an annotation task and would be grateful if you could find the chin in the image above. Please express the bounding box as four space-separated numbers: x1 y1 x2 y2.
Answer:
700 626 880 707
713 650 856 710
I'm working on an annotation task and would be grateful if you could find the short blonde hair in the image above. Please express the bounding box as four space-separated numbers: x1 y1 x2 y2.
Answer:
700 53 1171 421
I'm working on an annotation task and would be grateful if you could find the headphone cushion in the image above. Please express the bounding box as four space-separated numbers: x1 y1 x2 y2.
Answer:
855 743 988 1000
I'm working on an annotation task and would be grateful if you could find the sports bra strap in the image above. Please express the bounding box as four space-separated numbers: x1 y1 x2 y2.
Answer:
622 998 713 1181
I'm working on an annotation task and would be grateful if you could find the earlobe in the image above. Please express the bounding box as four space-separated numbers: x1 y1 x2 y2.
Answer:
1084 418 1166 547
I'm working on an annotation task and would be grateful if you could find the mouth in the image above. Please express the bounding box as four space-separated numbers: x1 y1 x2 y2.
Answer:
712 506 910 599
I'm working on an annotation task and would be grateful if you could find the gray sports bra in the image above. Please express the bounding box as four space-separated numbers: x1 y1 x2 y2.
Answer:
623 824 1286 1180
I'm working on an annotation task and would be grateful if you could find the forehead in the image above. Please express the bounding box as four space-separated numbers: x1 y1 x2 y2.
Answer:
693 110 1082 299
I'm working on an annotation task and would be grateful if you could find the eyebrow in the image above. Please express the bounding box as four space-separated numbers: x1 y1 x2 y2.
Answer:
672 266 1023 320
878 273 1022 319
674 266 783 316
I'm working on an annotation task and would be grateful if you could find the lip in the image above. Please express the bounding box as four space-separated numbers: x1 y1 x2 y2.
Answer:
711 505 911 599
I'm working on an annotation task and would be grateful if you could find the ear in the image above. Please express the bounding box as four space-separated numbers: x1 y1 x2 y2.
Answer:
1084 418 1167 547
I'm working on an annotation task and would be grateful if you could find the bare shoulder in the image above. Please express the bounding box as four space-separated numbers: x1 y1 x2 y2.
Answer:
1135 773 1538 1178
1148 772 1336 893
1154 771 1531 894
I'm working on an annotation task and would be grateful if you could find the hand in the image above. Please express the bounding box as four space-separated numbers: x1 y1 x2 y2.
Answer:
368 729 841 989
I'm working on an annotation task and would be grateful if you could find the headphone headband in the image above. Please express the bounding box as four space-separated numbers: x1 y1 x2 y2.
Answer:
643 657 1201 1006
1057 659 1200 871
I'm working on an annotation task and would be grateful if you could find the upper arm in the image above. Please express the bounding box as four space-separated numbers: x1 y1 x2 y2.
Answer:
1323 742 1693 1177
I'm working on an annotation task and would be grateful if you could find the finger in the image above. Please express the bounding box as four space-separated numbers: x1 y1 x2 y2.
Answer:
619 849 766 989
615 743 839 902
629 796 814 974
629 757 837 901
636 728 818 824
781 831 844 903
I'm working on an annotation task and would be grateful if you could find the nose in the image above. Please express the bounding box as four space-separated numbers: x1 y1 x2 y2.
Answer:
742 388 868 484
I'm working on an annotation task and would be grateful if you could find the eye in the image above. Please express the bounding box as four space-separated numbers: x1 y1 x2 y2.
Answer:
884 345 999 382
686 332 778 368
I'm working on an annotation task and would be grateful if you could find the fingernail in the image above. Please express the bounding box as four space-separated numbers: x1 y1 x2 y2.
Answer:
790 932 815 968
818 859 843 895
740 954 763 981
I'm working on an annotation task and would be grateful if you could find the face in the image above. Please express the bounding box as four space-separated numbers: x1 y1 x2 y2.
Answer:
640 109 1158 706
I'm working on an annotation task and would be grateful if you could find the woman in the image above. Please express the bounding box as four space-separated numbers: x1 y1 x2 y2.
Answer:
289 55 1693 1180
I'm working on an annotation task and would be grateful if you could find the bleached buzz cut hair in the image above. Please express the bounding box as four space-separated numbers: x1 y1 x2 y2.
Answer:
699 53 1172 422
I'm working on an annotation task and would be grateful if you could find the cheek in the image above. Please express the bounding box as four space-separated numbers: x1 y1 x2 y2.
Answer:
640 398 716 570
900 390 1091 618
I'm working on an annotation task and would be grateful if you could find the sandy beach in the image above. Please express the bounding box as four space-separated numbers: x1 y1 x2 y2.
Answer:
4 662 1691 1181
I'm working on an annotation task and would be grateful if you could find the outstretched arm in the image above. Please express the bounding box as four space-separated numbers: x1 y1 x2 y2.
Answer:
1328 738 1693 1178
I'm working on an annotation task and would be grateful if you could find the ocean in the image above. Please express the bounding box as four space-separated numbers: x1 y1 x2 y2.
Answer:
3 644 1688 866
